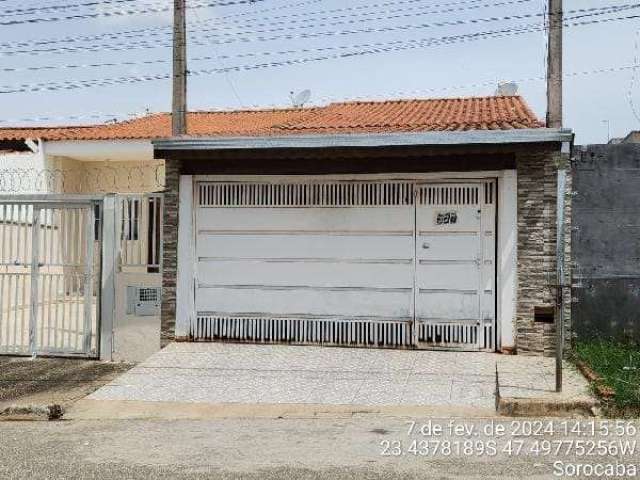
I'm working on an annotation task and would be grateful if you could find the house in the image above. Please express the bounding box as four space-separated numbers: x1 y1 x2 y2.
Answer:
152 96 573 356
0 95 573 357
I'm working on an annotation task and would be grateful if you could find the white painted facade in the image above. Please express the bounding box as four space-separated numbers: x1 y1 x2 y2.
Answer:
176 171 517 351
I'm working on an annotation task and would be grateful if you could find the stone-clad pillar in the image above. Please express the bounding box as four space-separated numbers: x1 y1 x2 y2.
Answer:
515 150 572 355
160 159 182 346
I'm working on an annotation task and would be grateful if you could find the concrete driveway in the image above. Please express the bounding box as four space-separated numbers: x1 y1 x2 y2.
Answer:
89 343 498 412
85 343 593 417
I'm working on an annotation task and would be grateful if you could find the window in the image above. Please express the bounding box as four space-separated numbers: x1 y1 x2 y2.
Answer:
121 199 139 241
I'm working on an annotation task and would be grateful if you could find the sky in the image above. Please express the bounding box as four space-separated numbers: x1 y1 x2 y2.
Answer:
0 0 639 144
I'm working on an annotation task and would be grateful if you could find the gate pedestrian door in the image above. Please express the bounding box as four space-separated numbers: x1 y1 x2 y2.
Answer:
0 201 100 357
415 183 496 350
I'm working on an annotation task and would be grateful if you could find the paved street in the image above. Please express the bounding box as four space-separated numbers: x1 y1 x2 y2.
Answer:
87 343 593 413
1 416 639 479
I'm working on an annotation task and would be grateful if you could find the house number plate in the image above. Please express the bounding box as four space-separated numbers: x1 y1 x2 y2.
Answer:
435 211 458 225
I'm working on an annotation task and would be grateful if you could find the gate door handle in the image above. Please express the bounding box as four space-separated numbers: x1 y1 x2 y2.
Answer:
422 242 430 249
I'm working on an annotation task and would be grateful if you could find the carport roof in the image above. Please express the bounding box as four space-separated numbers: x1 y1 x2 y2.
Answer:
0 96 544 142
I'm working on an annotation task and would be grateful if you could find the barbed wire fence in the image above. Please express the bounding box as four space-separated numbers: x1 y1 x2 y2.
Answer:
0 165 165 194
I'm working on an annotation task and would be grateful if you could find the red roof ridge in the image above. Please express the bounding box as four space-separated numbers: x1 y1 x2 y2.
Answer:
0 95 544 142
327 95 525 106
188 106 320 115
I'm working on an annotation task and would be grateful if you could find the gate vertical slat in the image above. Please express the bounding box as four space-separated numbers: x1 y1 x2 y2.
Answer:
83 205 95 354
53 273 60 351
0 264 4 352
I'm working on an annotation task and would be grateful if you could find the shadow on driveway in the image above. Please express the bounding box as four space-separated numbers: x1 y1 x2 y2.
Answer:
0 356 132 409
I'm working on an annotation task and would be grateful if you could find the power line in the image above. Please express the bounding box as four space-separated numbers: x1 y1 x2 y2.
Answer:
1 3 633 72
2 1 632 57
1 0 141 17
0 0 526 51
316 64 640 103
0 0 265 26
2 12 638 94
0 62 636 126
0 1 548 68
627 29 640 124
0 0 324 49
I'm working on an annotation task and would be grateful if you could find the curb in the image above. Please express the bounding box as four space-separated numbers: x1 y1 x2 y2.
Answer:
0 404 64 421
496 396 598 417
575 360 616 399
69 399 498 420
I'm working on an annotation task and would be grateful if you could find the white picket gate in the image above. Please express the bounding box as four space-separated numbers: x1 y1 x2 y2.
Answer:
0 198 101 357
0 193 163 358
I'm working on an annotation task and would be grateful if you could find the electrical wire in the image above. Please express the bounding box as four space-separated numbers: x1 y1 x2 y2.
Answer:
0 0 531 51
2 12 638 94
627 29 640 124
1 63 637 125
0 0 266 26
2 5 633 73
2 1 633 58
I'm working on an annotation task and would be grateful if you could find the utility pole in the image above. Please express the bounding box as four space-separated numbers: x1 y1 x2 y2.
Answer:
547 0 565 393
172 0 187 136
546 0 562 128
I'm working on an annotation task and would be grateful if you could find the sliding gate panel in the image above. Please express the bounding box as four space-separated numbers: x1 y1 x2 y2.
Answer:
194 181 416 347
0 201 100 357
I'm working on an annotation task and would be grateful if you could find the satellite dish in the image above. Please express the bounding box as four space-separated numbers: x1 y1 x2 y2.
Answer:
290 89 312 108
495 81 518 96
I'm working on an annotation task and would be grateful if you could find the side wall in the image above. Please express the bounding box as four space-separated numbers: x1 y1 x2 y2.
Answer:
572 144 640 342
515 150 572 355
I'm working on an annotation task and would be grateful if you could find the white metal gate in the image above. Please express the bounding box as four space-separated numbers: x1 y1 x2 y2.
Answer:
191 179 496 351
0 199 100 357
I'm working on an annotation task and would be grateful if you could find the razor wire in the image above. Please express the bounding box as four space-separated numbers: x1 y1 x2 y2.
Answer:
0 165 165 194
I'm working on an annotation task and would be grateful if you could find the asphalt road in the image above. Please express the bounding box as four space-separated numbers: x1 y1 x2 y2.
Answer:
1 416 639 479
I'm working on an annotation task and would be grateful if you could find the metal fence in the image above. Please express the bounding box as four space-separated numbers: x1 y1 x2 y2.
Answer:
118 194 163 272
0 198 100 357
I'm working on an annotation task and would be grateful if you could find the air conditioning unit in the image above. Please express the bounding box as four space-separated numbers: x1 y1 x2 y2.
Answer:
126 286 161 317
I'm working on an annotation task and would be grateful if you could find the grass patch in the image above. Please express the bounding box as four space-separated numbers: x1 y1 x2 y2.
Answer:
574 340 640 417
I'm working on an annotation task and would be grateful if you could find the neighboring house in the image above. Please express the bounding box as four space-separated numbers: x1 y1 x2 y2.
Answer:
0 120 165 194
608 131 640 144
0 95 573 357
620 131 640 144
0 120 168 361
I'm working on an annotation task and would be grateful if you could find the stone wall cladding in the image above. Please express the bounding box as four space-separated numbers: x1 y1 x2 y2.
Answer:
516 150 572 356
160 159 181 346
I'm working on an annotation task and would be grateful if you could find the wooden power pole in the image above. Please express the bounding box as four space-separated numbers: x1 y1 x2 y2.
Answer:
547 0 565 393
172 0 187 136
546 0 563 128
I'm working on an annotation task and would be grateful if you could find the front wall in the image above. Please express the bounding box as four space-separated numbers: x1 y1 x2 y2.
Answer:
162 149 570 355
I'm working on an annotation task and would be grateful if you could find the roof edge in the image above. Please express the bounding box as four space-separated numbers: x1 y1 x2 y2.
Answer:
152 128 574 151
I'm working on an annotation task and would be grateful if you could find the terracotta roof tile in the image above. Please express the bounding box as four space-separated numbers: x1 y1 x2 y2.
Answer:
0 96 543 142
